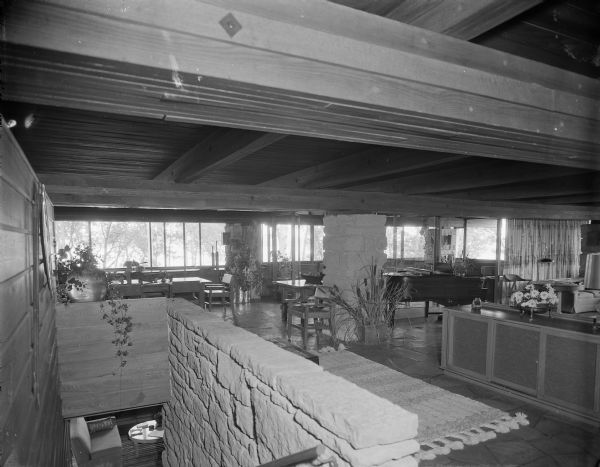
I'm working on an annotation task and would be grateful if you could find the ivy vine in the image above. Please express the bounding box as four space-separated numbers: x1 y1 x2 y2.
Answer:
99 293 133 371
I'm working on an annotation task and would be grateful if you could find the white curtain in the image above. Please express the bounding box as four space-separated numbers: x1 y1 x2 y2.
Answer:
504 219 585 281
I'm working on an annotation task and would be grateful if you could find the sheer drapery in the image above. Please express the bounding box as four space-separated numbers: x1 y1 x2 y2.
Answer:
504 219 584 281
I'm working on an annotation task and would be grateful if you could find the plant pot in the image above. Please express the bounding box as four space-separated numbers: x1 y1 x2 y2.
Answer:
358 323 391 344
67 269 108 302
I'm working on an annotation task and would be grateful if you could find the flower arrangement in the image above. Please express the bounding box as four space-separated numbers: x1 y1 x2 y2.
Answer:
510 283 558 309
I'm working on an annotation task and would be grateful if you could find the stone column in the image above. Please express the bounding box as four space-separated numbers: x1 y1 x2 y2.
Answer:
322 214 387 341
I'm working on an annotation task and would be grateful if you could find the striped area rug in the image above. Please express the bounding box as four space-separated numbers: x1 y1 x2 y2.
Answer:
319 351 528 461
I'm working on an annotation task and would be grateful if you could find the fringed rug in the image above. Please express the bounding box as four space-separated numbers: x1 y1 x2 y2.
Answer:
319 351 528 461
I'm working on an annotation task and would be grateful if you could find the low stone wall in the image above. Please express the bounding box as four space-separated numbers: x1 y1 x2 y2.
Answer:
165 302 419 467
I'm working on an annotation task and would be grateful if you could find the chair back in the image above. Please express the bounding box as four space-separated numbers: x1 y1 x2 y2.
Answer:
222 273 233 285
70 417 91 465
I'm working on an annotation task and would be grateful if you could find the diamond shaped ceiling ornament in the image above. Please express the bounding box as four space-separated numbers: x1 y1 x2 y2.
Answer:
219 13 242 38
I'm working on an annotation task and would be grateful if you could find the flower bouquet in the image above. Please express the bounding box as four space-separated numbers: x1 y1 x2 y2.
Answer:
510 283 558 319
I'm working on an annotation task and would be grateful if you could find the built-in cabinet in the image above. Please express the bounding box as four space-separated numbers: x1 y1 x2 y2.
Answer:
442 306 600 424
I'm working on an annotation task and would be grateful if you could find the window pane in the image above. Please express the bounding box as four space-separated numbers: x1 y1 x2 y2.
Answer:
151 222 165 267
466 219 497 260
454 227 465 258
201 223 226 266
185 223 200 267
403 226 425 259
385 226 394 258
91 221 150 269
165 223 184 267
55 221 89 251
262 223 273 262
276 224 292 261
295 225 311 261
313 225 324 261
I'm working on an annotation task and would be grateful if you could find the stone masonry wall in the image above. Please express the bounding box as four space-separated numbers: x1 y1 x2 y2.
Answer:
323 214 388 292
164 301 419 467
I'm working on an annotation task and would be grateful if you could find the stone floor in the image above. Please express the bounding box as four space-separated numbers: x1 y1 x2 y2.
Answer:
222 298 600 467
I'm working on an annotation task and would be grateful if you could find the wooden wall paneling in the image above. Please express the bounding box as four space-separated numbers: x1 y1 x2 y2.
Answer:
0 119 65 465
55 297 170 418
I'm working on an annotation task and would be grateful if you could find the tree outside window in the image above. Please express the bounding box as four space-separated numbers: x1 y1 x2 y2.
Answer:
150 223 165 267
185 223 200 267
201 223 226 265
55 221 89 250
91 221 150 269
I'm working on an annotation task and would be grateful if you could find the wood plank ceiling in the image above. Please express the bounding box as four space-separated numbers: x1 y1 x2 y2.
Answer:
1 0 599 219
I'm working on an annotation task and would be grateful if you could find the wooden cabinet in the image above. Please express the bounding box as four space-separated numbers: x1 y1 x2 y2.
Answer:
492 323 539 395
442 306 600 423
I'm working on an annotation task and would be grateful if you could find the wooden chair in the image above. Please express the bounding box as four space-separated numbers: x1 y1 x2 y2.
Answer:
203 273 232 311
287 287 335 349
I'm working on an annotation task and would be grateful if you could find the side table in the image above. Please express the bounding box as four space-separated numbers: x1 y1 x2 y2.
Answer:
128 419 164 456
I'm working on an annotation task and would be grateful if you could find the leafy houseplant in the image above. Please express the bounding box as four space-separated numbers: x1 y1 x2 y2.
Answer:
226 241 263 302
330 260 410 343
56 244 105 303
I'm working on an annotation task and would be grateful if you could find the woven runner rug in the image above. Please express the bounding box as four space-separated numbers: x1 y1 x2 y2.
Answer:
319 350 528 461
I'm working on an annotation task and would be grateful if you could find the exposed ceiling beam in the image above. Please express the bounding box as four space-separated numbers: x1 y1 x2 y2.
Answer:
261 147 466 188
443 174 600 201
354 161 589 194
38 174 600 219
4 1 599 170
384 0 543 40
154 128 285 182
520 194 600 205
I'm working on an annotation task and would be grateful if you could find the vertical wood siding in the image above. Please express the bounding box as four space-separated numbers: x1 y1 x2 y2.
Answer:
0 120 66 465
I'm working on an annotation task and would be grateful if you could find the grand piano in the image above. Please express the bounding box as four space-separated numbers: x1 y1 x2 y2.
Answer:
386 268 487 318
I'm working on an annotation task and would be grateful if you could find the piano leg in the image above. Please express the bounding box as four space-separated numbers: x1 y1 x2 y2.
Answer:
424 300 430 318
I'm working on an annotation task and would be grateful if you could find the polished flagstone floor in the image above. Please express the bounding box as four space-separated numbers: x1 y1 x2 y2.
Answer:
223 298 600 467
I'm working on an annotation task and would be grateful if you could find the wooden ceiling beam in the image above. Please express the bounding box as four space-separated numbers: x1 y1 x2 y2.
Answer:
38 174 600 219
384 0 543 40
355 162 588 194
444 174 600 201
8 57 595 170
261 147 466 188
4 1 599 168
154 128 285 182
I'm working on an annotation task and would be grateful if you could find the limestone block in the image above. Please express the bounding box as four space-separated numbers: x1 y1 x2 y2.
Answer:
277 371 418 449
230 341 323 390
197 340 218 365
202 322 262 353
211 384 233 416
234 400 255 438
344 439 420 467
270 390 295 414
191 443 216 467
252 387 318 461
216 351 244 393
226 428 258 467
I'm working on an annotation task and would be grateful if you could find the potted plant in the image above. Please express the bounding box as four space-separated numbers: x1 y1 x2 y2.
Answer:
330 260 409 344
56 244 107 303
225 241 263 303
